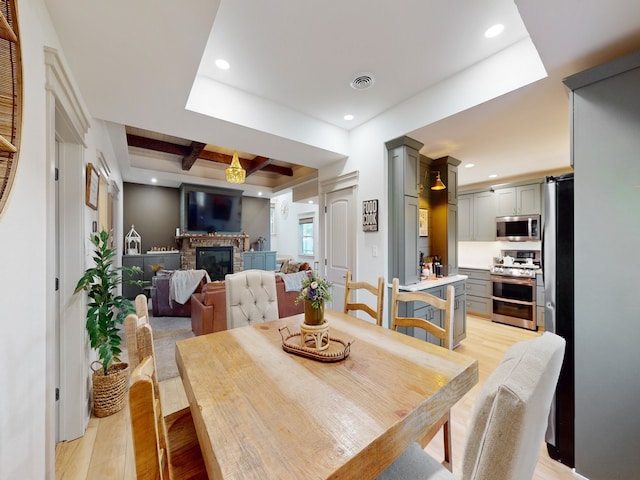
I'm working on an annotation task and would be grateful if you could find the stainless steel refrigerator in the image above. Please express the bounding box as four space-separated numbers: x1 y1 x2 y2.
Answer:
543 173 574 468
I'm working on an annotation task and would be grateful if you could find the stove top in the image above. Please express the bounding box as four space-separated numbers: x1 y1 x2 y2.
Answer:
491 249 541 278
490 263 540 278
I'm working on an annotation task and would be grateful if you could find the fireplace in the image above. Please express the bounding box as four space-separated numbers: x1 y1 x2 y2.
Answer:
196 246 234 281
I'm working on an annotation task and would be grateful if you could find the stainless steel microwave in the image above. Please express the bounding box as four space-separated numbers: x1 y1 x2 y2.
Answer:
496 215 541 241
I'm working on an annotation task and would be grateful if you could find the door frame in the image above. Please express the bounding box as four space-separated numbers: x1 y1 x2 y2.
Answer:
45 47 91 473
320 171 359 311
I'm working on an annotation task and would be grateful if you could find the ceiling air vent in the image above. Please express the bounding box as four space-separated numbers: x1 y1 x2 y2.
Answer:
350 73 375 90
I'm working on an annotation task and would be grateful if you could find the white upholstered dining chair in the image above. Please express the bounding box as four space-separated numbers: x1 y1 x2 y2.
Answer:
377 331 566 480
224 269 279 329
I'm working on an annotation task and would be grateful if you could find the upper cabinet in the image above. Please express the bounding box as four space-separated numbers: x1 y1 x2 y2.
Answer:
387 136 423 285
459 190 495 241
495 184 541 217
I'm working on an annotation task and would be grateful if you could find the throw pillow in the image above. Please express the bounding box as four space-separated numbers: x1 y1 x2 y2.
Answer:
280 259 290 273
286 261 301 274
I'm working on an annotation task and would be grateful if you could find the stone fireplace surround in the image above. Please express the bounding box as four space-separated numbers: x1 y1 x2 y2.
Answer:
177 233 250 275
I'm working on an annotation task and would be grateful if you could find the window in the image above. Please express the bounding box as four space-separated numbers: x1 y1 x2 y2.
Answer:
299 216 314 256
270 203 276 235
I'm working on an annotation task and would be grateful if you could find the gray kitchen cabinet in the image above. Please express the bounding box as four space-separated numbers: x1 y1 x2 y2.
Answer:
122 252 181 299
564 49 640 479
458 191 495 241
495 183 541 217
387 136 422 285
459 267 491 317
243 250 276 271
458 194 473 241
452 280 467 347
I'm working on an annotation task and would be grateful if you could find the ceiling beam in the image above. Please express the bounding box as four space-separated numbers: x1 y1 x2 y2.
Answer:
182 141 206 170
127 134 190 156
245 156 273 176
126 133 294 177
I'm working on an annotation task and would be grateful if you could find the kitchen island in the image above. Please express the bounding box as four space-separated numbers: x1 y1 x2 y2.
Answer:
394 274 467 348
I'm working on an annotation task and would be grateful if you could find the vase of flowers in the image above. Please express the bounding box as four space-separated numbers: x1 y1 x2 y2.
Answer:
297 272 332 326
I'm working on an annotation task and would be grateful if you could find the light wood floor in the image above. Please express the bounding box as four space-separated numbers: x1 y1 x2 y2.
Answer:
55 316 577 479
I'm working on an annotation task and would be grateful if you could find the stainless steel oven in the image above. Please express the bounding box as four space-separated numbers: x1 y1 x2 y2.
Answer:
491 275 536 330
490 249 539 330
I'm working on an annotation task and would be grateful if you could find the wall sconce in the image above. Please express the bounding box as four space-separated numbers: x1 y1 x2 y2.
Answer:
418 170 447 193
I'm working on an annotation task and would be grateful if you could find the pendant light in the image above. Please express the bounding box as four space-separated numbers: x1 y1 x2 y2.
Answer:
225 150 246 184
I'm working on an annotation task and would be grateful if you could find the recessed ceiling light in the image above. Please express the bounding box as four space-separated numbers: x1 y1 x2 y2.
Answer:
488 174 498 179
485 24 504 38
151 178 157 183
215 59 230 70
344 114 354 121
258 192 263 196
465 163 475 169
308 200 314 204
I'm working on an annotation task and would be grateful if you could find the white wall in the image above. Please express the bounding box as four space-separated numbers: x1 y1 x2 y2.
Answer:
271 192 319 267
0 1 127 477
458 240 542 269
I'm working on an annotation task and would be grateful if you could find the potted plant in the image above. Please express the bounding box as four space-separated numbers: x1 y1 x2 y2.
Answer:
296 271 332 325
74 229 142 417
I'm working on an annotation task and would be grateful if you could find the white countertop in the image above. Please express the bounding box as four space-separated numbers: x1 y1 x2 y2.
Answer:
395 274 468 292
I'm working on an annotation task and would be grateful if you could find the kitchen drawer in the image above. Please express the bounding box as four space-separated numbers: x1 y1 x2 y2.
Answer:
451 280 466 298
466 296 491 317
459 268 490 281
466 280 491 298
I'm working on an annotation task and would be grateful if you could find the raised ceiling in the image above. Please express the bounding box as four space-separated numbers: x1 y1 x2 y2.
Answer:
44 0 640 193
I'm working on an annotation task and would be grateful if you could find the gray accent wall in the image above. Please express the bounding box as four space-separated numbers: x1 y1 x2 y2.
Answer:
567 51 640 479
123 183 271 253
123 183 180 253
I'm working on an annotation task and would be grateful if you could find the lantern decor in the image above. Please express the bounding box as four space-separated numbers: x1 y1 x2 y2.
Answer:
125 225 142 255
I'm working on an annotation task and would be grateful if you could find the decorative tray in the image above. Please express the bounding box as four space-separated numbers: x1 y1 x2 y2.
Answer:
278 326 353 363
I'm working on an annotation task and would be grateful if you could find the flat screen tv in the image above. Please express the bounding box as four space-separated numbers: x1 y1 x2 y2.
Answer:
180 184 242 234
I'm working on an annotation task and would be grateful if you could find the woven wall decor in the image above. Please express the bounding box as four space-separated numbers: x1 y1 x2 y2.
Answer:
0 0 22 217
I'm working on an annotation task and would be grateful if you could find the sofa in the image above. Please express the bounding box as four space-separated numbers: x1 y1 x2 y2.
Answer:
190 272 308 336
150 271 207 317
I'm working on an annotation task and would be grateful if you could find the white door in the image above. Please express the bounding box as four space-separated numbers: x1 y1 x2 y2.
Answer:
325 187 355 312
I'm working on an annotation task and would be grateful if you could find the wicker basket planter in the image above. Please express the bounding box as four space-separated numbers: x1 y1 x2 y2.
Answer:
91 361 129 417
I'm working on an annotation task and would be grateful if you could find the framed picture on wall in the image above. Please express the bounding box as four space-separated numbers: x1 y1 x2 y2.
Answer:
419 208 428 236
85 163 100 210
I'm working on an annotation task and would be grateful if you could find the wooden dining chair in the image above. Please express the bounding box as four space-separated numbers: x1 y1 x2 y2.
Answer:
224 269 279 329
135 293 149 319
124 312 147 371
343 271 385 326
378 332 566 480
124 295 150 370
391 278 455 469
129 323 207 480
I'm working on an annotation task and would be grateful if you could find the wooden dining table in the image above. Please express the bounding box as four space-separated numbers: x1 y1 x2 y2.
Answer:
175 309 478 480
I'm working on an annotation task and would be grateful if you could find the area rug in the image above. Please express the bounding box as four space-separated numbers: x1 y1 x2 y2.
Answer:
148 316 194 381
119 315 193 382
